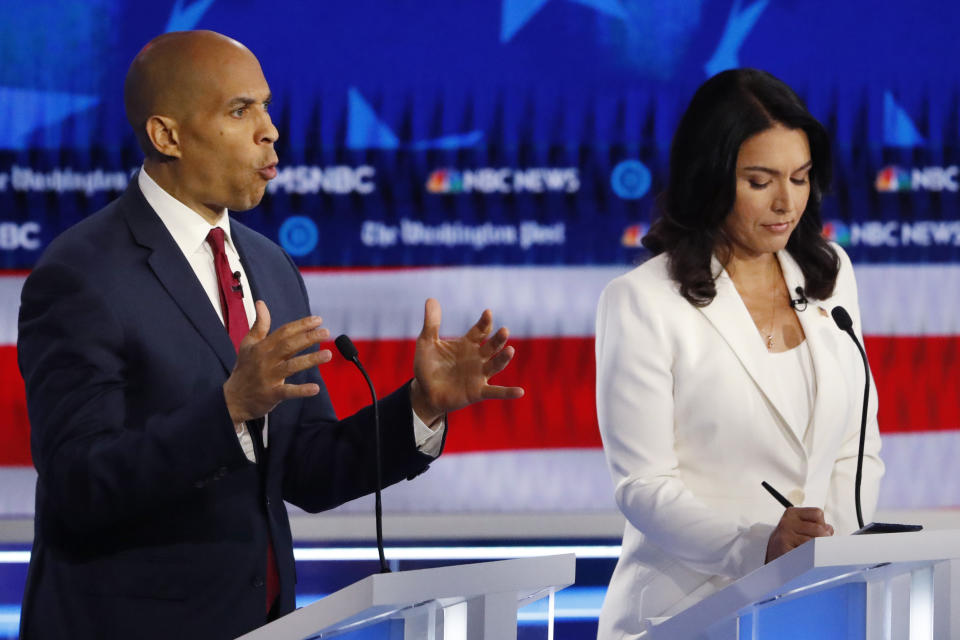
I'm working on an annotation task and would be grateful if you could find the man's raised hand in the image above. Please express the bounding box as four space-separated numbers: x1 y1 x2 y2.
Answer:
223 300 332 424
410 298 524 425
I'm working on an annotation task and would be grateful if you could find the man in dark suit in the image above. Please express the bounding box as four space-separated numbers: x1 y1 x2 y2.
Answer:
16 30 523 639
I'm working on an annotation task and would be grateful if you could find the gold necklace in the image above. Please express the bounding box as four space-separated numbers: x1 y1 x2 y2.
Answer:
763 264 780 350
765 294 776 349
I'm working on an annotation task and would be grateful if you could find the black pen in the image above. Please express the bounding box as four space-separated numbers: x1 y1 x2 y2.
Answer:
762 481 794 509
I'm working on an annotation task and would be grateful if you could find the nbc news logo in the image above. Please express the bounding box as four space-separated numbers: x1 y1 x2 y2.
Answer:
875 165 958 192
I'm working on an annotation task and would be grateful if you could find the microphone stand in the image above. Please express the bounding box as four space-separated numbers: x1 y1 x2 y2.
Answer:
335 335 391 572
831 306 921 535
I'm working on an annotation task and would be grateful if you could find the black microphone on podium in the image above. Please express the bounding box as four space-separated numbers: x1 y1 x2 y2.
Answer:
830 306 921 535
334 334 391 572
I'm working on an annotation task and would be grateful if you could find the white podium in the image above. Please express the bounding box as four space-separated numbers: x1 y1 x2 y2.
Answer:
236 553 576 640
644 530 960 639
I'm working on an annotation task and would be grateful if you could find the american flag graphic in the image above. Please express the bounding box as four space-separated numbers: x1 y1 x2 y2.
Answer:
2 263 957 517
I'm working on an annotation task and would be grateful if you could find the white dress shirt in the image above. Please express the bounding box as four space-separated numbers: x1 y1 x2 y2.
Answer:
768 340 816 443
138 168 444 463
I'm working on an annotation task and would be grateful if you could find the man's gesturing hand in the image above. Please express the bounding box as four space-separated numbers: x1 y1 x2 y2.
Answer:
223 300 332 424
410 298 524 425
765 507 834 563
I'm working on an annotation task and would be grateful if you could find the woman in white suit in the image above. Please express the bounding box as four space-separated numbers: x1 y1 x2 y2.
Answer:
595 69 883 639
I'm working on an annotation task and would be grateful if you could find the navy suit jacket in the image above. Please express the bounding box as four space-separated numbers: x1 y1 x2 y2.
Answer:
17 180 436 639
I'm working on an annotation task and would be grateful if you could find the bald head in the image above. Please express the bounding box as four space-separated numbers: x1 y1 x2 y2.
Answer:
122 30 278 220
124 30 260 156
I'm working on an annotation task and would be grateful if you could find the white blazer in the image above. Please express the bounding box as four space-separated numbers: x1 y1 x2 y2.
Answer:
595 245 883 640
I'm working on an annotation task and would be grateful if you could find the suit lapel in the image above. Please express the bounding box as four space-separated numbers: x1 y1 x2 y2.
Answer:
698 255 806 451
231 224 265 305
231 224 284 469
119 181 237 375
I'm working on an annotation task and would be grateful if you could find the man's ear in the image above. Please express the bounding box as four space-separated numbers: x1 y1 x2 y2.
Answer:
144 115 181 158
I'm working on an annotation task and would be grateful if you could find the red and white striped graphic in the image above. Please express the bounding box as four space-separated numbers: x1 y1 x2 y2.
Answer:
1 265 958 515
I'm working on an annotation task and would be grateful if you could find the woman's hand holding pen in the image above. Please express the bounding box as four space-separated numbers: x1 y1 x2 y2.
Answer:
765 507 835 563
761 481 834 563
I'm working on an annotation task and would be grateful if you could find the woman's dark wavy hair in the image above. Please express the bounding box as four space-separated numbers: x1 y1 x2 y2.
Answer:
642 68 839 306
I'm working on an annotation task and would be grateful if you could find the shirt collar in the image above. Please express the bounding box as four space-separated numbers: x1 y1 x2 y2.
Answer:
138 166 236 256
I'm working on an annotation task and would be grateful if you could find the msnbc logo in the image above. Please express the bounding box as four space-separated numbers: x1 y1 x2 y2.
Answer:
821 220 851 246
621 224 647 248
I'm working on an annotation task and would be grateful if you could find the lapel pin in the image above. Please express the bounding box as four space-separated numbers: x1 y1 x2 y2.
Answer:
818 306 829 318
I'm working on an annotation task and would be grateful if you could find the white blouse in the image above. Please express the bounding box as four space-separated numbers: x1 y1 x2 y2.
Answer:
767 339 817 442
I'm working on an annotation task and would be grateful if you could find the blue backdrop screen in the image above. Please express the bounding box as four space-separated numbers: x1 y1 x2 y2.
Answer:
0 0 957 268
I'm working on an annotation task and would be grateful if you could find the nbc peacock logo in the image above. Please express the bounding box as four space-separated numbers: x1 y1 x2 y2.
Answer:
875 166 912 192
426 169 463 194
621 224 647 248
821 220 851 246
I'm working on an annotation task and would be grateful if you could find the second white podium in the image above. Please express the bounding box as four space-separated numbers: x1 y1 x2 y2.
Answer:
645 529 960 639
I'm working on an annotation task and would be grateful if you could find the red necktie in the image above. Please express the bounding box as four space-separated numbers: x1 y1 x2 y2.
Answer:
206 227 280 613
